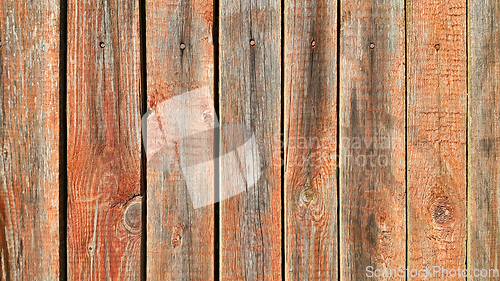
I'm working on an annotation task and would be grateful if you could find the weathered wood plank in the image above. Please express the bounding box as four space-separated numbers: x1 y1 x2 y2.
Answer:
468 0 500 278
67 0 142 279
284 0 338 279
218 0 282 279
0 0 60 279
407 0 467 278
339 0 406 279
145 0 215 279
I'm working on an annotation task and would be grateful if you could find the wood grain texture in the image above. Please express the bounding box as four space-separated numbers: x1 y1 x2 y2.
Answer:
407 0 467 279
67 0 142 279
145 0 215 279
284 0 338 279
0 0 60 279
468 0 500 278
218 0 282 279
339 0 406 279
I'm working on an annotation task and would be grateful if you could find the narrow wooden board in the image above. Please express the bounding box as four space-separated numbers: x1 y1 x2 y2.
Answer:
407 0 467 278
284 0 338 279
0 0 60 279
145 0 215 279
67 0 142 279
339 0 406 279
218 0 282 279
468 0 500 278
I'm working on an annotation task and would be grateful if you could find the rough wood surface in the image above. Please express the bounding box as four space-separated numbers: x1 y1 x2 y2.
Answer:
218 0 282 279
339 0 406 279
284 0 338 279
407 0 467 279
145 0 215 279
67 0 142 279
468 0 500 278
0 0 60 279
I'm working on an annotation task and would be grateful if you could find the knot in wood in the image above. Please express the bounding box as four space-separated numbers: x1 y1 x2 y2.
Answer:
124 201 141 234
300 188 315 206
432 200 453 224
171 224 184 248
203 110 213 124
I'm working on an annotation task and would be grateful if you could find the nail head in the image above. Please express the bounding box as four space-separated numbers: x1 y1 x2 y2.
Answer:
250 39 256 46
370 42 375 49
180 43 186 50
435 44 440 50
99 42 105 48
311 40 316 48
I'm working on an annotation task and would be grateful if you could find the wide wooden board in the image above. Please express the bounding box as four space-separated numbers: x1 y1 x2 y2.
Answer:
219 0 282 278
0 0 60 279
340 0 406 279
67 0 142 279
284 0 338 279
407 0 467 279
145 0 215 279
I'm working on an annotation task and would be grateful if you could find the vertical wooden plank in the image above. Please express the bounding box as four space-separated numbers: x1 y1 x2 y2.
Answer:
407 0 467 278
67 0 142 278
340 0 406 279
284 0 338 279
145 0 215 279
0 0 60 279
469 0 500 278
218 0 281 279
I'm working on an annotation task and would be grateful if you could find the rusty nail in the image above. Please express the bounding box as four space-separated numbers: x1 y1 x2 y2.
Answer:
99 42 105 48
180 43 186 50
250 39 256 46
370 42 375 49
311 40 316 48
435 44 440 50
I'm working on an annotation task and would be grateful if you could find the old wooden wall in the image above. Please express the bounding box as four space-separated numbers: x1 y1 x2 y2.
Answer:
1 0 500 280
